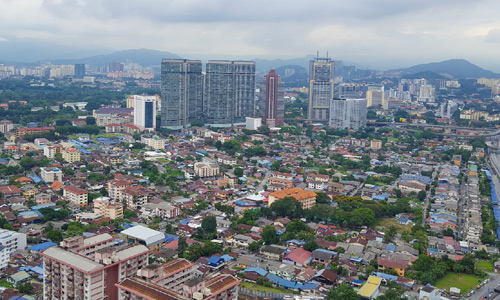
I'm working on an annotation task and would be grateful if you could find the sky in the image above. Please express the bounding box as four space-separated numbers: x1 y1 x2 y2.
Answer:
1 0 500 71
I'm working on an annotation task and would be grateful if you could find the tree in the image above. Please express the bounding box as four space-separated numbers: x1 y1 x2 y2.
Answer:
215 140 222 150
248 241 261 252
304 240 319 252
328 283 360 300
261 225 279 244
257 125 271 135
18 282 33 294
46 230 63 243
234 167 243 177
85 116 96 125
315 192 330 204
178 236 188 254
418 190 427 201
270 197 304 219
201 216 217 235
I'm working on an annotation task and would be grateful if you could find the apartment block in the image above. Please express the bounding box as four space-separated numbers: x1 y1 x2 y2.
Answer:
194 162 220 178
40 167 63 183
43 144 63 159
0 229 27 254
93 197 124 219
63 186 89 207
116 278 189 300
42 245 149 300
62 147 81 163
108 179 132 199
60 233 115 258
268 188 317 210
151 258 196 292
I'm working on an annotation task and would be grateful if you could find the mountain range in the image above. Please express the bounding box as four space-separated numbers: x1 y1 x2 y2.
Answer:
1 48 499 79
392 59 500 79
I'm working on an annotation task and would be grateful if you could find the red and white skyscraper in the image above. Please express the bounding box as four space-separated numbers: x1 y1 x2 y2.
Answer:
263 69 284 127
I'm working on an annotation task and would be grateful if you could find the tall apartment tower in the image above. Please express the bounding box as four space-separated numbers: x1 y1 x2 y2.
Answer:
366 85 384 108
308 57 334 122
205 60 256 127
263 69 285 127
133 95 157 131
161 59 203 129
74 64 85 78
329 98 367 130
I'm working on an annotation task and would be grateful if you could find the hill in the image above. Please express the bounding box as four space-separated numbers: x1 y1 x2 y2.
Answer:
393 59 500 79
402 71 447 80
274 65 309 87
51 49 182 67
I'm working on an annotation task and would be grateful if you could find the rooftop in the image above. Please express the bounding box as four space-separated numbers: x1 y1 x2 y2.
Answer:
121 225 164 246
270 187 316 201
116 278 188 300
42 247 103 274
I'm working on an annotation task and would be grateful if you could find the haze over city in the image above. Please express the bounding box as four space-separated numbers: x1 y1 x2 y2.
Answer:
2 0 500 71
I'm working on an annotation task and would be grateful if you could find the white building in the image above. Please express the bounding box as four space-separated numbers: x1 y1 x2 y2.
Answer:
133 95 157 131
366 85 384 108
417 84 435 103
141 136 166 150
329 98 367 130
0 229 27 255
40 167 63 183
246 117 262 131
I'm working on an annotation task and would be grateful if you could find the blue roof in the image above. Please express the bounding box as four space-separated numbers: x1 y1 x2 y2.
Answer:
428 248 438 253
31 203 56 210
208 256 223 265
179 219 190 225
28 241 57 252
372 195 386 201
386 244 397 252
244 267 268 276
373 272 398 281
30 266 43 275
164 234 179 243
302 283 319 290
220 254 234 262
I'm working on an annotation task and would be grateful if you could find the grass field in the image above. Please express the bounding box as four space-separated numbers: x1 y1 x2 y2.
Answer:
375 218 412 232
476 260 494 272
239 282 294 294
435 273 484 295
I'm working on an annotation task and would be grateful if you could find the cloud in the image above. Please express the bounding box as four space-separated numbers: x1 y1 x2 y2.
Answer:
0 37 7 42
0 0 500 70
485 29 500 43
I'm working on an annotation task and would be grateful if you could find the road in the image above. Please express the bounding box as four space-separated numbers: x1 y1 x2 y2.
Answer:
469 275 500 300
422 171 438 225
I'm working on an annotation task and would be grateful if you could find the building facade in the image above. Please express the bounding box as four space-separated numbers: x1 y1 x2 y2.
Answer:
40 167 63 183
308 57 334 122
62 147 81 163
329 98 367 130
205 61 256 126
63 186 89 207
263 69 284 127
161 59 203 129
133 95 157 131
42 245 149 300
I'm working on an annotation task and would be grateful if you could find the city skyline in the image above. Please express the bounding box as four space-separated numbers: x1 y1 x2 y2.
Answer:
2 1 500 71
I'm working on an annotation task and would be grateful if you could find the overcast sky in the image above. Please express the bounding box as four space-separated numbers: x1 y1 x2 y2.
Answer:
1 0 500 71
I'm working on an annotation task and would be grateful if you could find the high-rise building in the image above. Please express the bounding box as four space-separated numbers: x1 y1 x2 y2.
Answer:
42 245 149 300
329 98 367 130
205 61 256 126
417 84 435 103
161 60 203 129
109 61 124 72
366 85 384 108
263 69 284 127
133 95 157 131
74 64 85 78
308 57 334 122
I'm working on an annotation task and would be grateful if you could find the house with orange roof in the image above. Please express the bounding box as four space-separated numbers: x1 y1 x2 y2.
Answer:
268 187 317 209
